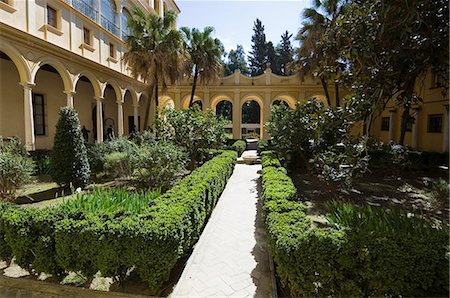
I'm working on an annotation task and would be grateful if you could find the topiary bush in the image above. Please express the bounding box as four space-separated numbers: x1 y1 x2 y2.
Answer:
51 107 90 188
232 140 246 156
0 137 34 200
260 151 449 297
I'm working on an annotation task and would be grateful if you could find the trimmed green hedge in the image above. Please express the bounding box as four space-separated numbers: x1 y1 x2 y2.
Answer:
0 150 237 292
232 140 246 156
260 151 449 297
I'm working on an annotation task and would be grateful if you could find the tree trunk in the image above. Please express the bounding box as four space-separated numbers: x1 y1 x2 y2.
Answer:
143 84 155 130
189 65 199 108
399 107 410 146
154 78 159 117
334 81 340 107
319 75 332 107
366 112 374 137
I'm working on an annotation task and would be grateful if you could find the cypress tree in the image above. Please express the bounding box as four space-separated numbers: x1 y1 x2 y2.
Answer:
51 107 90 188
277 30 294 76
248 19 268 76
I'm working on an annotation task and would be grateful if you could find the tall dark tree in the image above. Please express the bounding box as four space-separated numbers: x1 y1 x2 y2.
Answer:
223 45 249 76
277 31 294 76
248 19 268 76
266 41 280 74
331 0 448 144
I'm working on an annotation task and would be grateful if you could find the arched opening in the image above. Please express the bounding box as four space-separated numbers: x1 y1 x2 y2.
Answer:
272 99 291 109
74 75 96 143
123 90 136 135
190 100 203 110
121 8 132 38
215 100 233 137
101 0 119 36
33 64 67 149
0 51 25 141
241 99 262 139
102 83 119 141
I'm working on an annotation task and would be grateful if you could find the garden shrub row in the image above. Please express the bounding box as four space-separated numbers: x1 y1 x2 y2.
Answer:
0 150 237 293
260 151 449 297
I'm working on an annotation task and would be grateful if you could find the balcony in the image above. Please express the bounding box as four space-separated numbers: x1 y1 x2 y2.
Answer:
101 15 120 37
72 0 98 22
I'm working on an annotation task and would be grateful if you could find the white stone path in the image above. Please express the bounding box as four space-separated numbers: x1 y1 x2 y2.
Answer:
171 162 273 298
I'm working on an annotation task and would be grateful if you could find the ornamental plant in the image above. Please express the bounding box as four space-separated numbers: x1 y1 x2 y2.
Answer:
0 137 34 200
51 107 90 188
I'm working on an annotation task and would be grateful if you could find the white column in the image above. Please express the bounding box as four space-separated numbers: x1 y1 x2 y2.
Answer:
443 104 449 152
20 82 36 151
95 97 104 142
389 109 396 142
412 107 420 149
64 91 75 108
117 101 124 137
232 91 241 139
133 104 139 132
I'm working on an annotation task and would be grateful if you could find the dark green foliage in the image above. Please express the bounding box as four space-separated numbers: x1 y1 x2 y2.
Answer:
87 138 136 175
131 141 187 191
51 107 90 188
277 31 294 76
0 202 14 262
231 140 246 156
260 152 449 297
223 45 249 76
104 152 132 178
156 108 227 169
0 151 236 293
248 18 268 76
30 150 52 175
0 137 34 200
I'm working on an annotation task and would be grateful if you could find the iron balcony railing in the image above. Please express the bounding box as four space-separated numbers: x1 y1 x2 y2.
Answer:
101 15 120 36
72 0 98 22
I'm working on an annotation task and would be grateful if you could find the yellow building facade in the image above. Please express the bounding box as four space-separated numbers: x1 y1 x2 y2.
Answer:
0 0 179 150
0 0 447 153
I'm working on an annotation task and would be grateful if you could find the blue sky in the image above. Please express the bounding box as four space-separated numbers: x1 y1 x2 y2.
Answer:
176 0 311 56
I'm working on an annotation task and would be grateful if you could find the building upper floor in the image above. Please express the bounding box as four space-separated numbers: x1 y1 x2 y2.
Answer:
0 0 180 79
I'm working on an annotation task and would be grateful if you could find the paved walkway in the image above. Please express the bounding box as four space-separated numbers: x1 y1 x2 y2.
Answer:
171 161 273 298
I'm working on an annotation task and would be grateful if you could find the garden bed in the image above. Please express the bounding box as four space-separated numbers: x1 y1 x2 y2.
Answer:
0 150 237 296
260 151 449 297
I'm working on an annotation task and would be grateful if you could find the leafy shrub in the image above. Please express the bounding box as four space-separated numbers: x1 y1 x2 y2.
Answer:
428 178 450 209
51 107 90 188
232 140 246 156
87 138 136 175
156 107 227 169
0 151 236 292
260 151 449 297
33 152 52 175
129 130 155 146
104 152 131 178
0 137 34 200
257 139 269 154
242 132 260 139
131 141 187 191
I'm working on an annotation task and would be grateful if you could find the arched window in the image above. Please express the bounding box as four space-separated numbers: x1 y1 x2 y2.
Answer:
101 0 119 36
121 8 131 38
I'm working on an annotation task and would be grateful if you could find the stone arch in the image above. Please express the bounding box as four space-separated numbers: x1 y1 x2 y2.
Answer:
182 94 202 109
123 87 138 105
210 95 233 113
31 58 73 92
101 80 122 102
240 94 264 139
307 94 329 106
73 71 102 98
272 94 297 109
159 95 175 110
0 43 31 83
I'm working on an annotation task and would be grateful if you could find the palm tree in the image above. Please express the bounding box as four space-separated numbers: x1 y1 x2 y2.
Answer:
180 27 224 108
296 0 347 107
123 8 182 129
